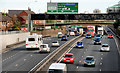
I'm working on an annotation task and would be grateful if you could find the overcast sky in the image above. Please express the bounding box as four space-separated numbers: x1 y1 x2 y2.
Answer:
0 0 119 13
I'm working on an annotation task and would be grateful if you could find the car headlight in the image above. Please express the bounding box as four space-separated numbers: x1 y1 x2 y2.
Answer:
63 58 66 60
91 62 95 64
71 58 74 60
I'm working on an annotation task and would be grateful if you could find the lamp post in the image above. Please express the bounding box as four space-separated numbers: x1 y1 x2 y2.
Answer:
27 0 38 31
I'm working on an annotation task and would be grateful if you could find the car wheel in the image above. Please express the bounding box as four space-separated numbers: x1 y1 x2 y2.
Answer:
84 64 86 67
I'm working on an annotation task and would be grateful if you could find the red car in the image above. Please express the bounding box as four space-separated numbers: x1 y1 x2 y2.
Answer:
63 53 75 63
108 34 113 38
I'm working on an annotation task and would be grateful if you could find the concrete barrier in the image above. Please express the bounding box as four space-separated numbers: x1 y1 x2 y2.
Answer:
0 32 30 50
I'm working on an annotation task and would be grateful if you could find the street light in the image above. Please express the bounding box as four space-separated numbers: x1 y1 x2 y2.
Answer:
27 0 38 31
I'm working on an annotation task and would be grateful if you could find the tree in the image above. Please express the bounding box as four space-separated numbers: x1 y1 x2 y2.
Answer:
113 20 120 29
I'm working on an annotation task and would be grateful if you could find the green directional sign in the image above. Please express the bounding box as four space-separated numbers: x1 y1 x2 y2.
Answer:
71 25 82 27
47 2 78 13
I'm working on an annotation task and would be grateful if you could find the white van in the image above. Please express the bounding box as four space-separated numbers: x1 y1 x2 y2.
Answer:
48 63 67 73
26 33 43 49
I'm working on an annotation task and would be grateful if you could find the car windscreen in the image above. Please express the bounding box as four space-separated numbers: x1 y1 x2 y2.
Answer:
96 35 100 37
86 57 93 60
28 38 35 41
65 55 73 58
40 45 47 48
87 34 91 36
95 38 100 41
52 41 57 43
77 42 82 44
102 45 108 47
49 69 63 73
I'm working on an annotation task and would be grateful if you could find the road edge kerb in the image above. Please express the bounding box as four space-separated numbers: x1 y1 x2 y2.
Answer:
107 27 120 55
28 35 81 73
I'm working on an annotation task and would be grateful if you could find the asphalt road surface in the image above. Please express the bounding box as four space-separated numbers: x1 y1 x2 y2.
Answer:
2 36 76 72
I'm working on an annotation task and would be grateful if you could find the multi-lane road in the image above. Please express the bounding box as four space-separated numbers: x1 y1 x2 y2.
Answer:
2 35 76 72
2 26 120 73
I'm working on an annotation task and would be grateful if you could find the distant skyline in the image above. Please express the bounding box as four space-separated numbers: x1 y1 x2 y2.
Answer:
0 0 119 13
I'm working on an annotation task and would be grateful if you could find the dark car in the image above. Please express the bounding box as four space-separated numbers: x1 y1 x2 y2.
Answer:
94 38 101 45
75 32 80 36
65 33 69 37
61 36 67 41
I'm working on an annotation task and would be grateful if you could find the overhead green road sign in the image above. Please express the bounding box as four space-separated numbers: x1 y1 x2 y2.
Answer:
47 2 78 13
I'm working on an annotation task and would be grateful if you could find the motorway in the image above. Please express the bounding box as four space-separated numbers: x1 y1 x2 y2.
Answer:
2 35 76 72
59 27 120 72
39 26 120 73
2 26 120 73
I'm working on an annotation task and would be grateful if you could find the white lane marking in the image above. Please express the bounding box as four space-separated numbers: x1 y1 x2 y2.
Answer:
31 55 33 57
86 49 87 51
100 69 102 71
24 59 26 61
84 52 85 54
101 58 103 60
15 64 18 66
101 54 103 56
82 56 84 58
77 66 79 68
100 63 102 65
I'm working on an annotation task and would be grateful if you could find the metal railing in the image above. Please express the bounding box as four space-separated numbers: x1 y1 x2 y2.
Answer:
0 31 29 35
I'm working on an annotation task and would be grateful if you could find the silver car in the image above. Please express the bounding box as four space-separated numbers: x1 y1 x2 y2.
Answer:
100 44 110 52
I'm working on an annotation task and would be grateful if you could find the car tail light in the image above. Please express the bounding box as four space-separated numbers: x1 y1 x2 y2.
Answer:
36 44 38 45
71 58 74 60
26 44 28 45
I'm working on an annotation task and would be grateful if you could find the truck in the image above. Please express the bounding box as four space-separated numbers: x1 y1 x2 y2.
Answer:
26 33 43 50
87 26 95 37
97 26 104 35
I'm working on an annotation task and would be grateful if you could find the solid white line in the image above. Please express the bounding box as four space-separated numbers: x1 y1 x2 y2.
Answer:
107 27 120 55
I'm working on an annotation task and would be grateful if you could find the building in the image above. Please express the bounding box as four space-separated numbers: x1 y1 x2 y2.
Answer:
107 2 120 13
0 12 14 31
93 9 101 14
8 8 35 25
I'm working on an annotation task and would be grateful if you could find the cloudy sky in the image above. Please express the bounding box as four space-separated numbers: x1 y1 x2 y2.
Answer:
0 0 119 13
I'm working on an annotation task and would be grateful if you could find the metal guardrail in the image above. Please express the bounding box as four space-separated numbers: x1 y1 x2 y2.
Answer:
0 31 29 35
45 21 114 24
28 35 81 73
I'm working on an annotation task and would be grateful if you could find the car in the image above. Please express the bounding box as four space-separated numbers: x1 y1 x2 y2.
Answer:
58 32 63 38
86 33 92 38
95 34 102 38
61 36 67 41
39 44 50 53
100 44 110 52
84 56 96 67
52 41 60 47
94 38 101 45
70 32 75 36
75 41 84 48
65 33 69 37
63 53 75 63
75 32 80 36
108 34 113 38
